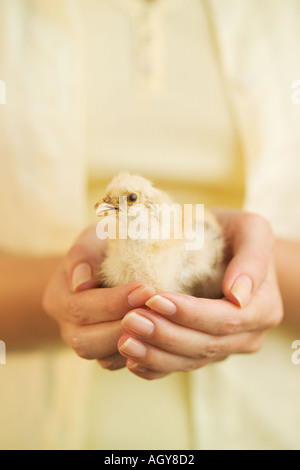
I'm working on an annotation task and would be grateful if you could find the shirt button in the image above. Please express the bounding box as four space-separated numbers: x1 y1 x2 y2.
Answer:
140 59 154 75
237 71 256 89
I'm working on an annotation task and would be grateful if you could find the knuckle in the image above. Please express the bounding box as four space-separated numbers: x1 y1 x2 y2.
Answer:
103 294 122 317
67 297 88 324
264 294 284 329
68 331 92 359
67 243 91 264
218 315 242 335
98 358 120 371
244 335 265 354
266 306 284 329
203 337 224 358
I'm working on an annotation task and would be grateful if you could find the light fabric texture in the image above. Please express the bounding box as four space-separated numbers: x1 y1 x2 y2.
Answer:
0 0 300 450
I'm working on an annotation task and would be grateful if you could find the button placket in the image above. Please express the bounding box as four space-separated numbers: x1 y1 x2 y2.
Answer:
105 0 180 96
133 8 164 95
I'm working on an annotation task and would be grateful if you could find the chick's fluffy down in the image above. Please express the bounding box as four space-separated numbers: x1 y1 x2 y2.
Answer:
97 173 226 299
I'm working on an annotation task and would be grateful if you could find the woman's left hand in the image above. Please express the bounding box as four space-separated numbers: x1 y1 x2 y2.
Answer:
118 209 284 380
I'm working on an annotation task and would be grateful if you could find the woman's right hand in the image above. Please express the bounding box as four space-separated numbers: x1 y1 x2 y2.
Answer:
42 226 156 370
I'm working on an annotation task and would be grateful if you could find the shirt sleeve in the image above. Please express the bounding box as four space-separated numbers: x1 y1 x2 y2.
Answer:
209 0 300 238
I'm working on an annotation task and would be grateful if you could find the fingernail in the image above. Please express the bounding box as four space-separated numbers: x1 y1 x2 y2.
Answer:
122 312 154 336
119 338 147 358
72 263 92 292
145 295 177 316
230 275 253 308
127 362 148 373
128 285 157 307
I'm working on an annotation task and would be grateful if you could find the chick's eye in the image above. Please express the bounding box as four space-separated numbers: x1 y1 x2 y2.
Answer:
128 193 138 202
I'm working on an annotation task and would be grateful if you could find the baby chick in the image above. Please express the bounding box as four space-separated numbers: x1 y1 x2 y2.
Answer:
95 173 226 299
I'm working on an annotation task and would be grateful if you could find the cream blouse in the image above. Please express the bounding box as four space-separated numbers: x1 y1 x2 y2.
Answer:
85 0 244 217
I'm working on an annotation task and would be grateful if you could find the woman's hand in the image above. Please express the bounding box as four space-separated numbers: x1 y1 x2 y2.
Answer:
118 210 284 380
42 226 156 370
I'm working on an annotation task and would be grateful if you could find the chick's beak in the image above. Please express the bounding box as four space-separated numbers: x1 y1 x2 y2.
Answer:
95 198 119 217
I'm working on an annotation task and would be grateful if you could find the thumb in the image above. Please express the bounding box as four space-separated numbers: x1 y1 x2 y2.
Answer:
64 226 107 293
222 214 274 308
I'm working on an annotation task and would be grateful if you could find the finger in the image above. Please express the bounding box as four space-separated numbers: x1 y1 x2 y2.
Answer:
118 333 213 374
220 212 274 307
126 357 228 381
126 359 167 380
121 309 266 358
65 283 149 324
64 227 107 292
60 320 123 360
44 265 154 324
144 291 270 335
98 353 127 371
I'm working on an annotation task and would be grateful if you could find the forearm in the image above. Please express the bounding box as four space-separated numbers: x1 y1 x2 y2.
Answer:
2 238 297 350
275 239 300 330
0 255 62 349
